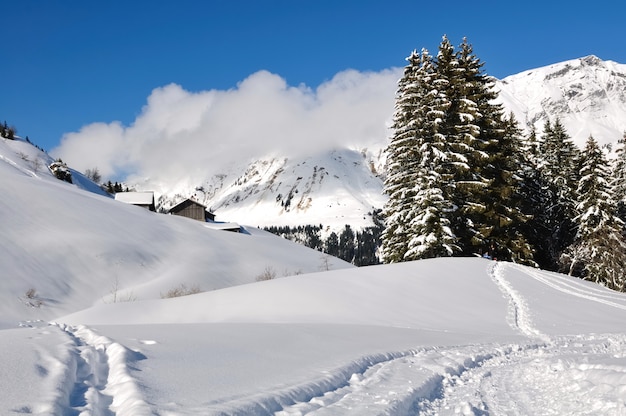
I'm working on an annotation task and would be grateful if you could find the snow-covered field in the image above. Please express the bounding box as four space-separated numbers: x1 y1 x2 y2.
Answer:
3 137 626 415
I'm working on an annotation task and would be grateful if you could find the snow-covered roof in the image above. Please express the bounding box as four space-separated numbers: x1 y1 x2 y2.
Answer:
204 222 240 231
114 191 155 205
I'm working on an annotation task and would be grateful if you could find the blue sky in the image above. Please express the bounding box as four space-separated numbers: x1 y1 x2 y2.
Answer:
2 0 625 157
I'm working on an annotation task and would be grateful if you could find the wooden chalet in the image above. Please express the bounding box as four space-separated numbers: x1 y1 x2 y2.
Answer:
168 198 215 222
168 198 240 232
114 191 156 211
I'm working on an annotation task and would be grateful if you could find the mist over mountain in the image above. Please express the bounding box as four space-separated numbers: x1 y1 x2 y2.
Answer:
53 56 626 232
155 56 626 230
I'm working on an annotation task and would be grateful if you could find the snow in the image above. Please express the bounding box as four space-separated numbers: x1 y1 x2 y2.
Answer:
496 56 626 150
114 191 155 206
4 138 626 414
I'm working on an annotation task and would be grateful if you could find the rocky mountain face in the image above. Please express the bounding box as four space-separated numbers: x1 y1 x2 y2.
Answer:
496 55 626 148
157 147 387 231
155 56 626 230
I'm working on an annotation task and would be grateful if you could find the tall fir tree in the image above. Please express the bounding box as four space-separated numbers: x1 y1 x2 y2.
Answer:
383 36 533 263
563 136 626 290
383 50 435 261
517 124 554 268
611 132 626 229
434 36 488 254
403 48 459 260
479 113 534 263
535 119 580 270
454 40 532 262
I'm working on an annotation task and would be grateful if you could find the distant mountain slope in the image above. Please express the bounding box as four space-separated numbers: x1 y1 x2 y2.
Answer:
154 147 386 230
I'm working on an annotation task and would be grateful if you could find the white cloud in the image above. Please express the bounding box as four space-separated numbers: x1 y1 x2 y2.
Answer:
51 68 401 185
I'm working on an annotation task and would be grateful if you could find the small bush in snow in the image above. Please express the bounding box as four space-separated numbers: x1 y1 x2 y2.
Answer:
22 288 43 308
84 167 102 184
161 283 202 299
255 266 277 282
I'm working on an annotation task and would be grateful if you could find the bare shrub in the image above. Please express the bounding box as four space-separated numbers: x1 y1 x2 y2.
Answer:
108 276 137 303
161 283 202 299
319 254 333 271
282 268 303 277
30 158 42 173
255 266 277 282
84 167 102 184
22 288 43 308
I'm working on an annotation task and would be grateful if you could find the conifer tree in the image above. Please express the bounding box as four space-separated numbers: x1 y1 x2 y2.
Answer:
338 225 356 263
433 36 487 253
517 125 554 268
454 41 532 261
611 132 626 228
382 50 427 262
479 114 534 263
383 36 533 263
563 136 626 290
534 119 580 270
403 48 459 259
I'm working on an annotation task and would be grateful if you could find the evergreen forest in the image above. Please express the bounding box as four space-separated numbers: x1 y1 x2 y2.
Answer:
382 36 626 291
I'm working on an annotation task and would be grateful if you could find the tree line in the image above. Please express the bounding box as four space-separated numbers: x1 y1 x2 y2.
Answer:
264 210 384 266
382 35 626 290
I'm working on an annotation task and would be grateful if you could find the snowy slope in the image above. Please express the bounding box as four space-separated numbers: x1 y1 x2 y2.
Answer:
0 137 353 328
4 259 626 414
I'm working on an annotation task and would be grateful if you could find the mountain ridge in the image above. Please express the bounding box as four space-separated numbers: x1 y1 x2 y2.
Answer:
495 55 626 148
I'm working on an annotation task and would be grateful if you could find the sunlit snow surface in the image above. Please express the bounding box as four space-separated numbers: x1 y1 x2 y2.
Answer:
3 138 626 415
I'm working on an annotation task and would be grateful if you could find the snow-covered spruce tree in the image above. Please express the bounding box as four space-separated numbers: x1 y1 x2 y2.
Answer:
479 113 535 264
611 132 626 229
382 50 433 262
404 49 459 259
453 41 532 263
383 37 533 263
536 119 580 270
517 124 555 269
383 46 462 262
433 36 488 255
563 136 626 290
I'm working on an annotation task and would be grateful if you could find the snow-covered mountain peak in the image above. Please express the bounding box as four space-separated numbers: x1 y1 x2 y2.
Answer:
155 147 386 230
496 55 626 148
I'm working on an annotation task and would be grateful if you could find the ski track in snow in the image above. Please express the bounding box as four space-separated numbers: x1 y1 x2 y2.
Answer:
508 263 626 311
244 262 626 416
488 262 550 342
205 262 543 416
412 263 626 416
43 323 151 416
